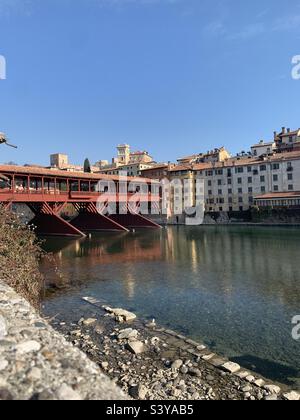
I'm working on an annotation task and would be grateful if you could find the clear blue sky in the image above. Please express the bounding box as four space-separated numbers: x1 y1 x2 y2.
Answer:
1 0 300 166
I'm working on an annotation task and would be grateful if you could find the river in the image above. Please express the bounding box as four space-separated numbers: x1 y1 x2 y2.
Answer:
40 226 300 389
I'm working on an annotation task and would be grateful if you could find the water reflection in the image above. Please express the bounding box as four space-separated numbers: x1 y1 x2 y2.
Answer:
40 226 300 387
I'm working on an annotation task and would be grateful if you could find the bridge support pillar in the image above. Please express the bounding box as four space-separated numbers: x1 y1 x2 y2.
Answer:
29 203 86 237
71 203 129 232
109 213 162 229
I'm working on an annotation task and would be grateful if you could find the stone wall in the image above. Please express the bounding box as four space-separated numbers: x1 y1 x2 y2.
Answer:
0 281 126 400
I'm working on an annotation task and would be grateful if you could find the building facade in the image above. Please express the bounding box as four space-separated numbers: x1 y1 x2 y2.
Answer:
165 128 300 219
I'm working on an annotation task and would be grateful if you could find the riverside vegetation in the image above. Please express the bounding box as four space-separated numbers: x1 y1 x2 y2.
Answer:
0 207 43 308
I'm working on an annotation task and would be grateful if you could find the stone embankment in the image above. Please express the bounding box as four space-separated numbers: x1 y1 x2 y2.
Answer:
0 281 125 400
51 296 300 401
1 282 300 401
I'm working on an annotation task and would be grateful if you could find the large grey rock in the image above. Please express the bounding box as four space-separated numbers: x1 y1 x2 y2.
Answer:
118 328 139 341
222 362 241 374
283 391 300 401
105 307 137 322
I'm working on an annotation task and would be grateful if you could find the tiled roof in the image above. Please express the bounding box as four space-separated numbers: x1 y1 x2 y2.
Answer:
170 150 300 172
0 165 155 183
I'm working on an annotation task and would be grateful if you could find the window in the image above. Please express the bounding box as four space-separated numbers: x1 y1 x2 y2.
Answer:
260 176 265 183
228 197 233 204
238 188 243 194
208 190 212 195
229 206 233 212
248 177 252 183
272 163 280 170
288 173 293 181
238 178 242 184
249 196 254 204
228 178 232 185
208 180 212 186
238 197 243 203
239 206 243 211
219 207 223 211
261 186 266 193
260 165 267 171
248 187 253 193
288 184 294 191
228 188 232 194
216 169 223 175
247 166 252 172
274 185 279 191
273 174 278 182
218 189 222 195
218 179 222 186
235 167 244 174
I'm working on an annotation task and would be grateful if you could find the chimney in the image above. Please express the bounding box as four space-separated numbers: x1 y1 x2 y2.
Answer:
282 127 286 134
287 128 291 133
274 131 277 140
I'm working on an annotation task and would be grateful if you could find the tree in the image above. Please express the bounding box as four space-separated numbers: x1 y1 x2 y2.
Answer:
84 158 92 173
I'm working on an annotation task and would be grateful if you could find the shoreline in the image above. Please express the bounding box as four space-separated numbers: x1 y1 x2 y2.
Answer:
47 295 300 401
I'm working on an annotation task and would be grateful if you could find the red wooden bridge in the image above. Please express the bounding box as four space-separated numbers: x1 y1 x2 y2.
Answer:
0 165 161 237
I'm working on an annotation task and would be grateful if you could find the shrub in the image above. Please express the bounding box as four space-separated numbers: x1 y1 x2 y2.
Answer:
0 206 44 308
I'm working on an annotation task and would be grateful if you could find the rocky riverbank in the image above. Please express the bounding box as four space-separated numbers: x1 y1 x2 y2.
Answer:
0 282 125 400
48 296 300 401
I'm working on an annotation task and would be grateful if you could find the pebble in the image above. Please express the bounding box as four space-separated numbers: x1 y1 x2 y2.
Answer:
0 316 7 339
101 361 109 370
188 368 202 378
283 391 300 401
222 362 241 374
264 384 281 395
27 367 42 382
171 360 183 371
57 384 83 401
0 359 8 371
83 318 97 326
180 365 189 374
118 329 139 341
127 341 145 355
254 379 265 388
129 384 148 400
0 389 13 400
14 340 41 355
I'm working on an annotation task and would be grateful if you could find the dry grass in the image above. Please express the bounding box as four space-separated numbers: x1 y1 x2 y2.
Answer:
0 206 44 308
